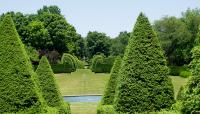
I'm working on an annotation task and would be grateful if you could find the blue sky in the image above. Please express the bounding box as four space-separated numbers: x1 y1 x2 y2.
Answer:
1 0 200 37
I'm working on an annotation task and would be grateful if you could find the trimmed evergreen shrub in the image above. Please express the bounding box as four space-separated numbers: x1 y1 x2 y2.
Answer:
25 46 39 63
169 66 185 76
97 104 116 114
101 56 116 73
36 56 71 114
101 57 122 105
73 55 84 69
189 46 200 74
114 13 174 113
0 15 44 113
179 71 191 78
51 64 74 73
181 46 200 113
61 53 76 72
91 55 115 73
181 75 200 113
91 55 104 72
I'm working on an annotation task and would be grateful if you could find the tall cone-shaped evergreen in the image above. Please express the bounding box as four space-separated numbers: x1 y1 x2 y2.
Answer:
181 46 200 113
0 15 43 113
114 13 174 113
101 57 122 105
36 56 70 114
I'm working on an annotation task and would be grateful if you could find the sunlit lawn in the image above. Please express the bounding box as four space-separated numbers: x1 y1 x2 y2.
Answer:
55 69 109 96
55 69 188 114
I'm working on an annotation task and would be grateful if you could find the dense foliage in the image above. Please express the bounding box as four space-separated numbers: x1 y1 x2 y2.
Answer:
180 44 200 113
36 56 70 114
154 16 192 66
1 6 199 66
101 57 122 105
181 76 200 113
97 104 116 114
0 6 82 61
25 45 39 64
153 8 200 66
86 31 111 58
73 55 85 69
0 15 43 113
61 53 76 72
91 55 115 73
110 31 130 56
114 13 174 113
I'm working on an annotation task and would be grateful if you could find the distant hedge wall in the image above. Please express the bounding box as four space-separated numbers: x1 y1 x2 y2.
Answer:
51 64 75 73
61 53 76 73
91 55 115 73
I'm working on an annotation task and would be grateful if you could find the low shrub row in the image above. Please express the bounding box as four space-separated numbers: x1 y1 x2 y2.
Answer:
51 53 85 73
169 66 191 78
91 55 115 73
51 64 74 73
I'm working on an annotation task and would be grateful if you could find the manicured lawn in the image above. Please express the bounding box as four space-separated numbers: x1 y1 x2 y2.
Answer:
55 69 110 96
170 76 188 98
70 102 98 114
55 69 189 114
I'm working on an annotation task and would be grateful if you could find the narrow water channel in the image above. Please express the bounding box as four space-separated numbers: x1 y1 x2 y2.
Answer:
63 95 102 102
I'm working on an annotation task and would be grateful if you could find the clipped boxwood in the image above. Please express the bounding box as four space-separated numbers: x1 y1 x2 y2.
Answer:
0 15 44 113
36 56 71 114
61 53 76 72
91 55 115 73
179 71 191 78
73 55 84 69
181 46 200 113
114 13 174 113
101 56 116 73
51 64 74 73
97 104 116 114
91 55 104 72
101 57 122 105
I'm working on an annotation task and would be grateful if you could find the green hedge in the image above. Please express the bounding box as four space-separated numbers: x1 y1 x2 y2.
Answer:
51 64 74 73
61 53 76 72
179 71 191 78
97 104 116 114
91 55 115 73
73 56 84 69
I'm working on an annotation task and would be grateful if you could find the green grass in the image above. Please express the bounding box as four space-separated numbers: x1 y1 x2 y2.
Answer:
170 76 188 97
54 69 189 114
70 102 98 114
55 69 109 96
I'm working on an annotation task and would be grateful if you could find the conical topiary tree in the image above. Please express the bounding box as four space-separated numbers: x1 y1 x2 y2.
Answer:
0 15 44 113
181 46 200 113
101 57 122 105
36 56 70 114
114 13 174 113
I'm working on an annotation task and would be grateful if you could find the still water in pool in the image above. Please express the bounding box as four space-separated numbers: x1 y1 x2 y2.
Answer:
63 95 102 102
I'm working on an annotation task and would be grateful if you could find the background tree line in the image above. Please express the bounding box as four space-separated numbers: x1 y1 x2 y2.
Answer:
1 6 200 67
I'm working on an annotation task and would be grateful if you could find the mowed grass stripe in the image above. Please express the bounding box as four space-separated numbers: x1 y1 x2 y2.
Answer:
55 69 109 96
